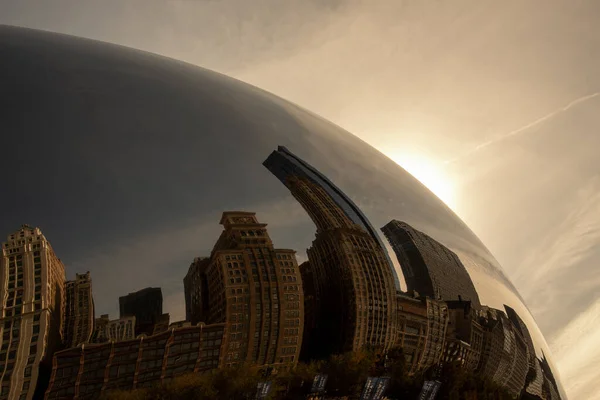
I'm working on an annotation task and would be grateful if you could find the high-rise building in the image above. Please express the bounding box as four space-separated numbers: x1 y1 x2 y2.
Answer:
63 272 94 348
476 307 529 398
420 298 449 371
184 257 210 325
0 225 66 400
381 220 481 308
45 323 225 399
264 149 397 358
263 146 400 290
304 222 397 357
184 211 303 372
119 287 163 337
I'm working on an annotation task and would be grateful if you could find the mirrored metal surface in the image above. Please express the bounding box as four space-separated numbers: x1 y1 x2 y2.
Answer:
0 25 565 399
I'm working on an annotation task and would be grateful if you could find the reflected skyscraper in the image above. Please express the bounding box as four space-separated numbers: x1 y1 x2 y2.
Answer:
184 211 303 371
263 146 401 290
63 272 94 348
184 257 210 325
264 148 397 358
119 287 163 337
0 226 65 400
382 220 481 308
476 307 530 398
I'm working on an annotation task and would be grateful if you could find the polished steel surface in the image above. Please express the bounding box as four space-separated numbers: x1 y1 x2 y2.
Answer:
0 25 565 399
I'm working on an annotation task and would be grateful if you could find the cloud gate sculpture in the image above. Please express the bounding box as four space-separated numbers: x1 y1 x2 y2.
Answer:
0 26 565 399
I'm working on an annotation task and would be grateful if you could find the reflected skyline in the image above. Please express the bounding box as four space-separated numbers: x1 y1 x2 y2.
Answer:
0 25 566 399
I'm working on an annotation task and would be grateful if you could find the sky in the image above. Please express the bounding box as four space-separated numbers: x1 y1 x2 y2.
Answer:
1 1 599 398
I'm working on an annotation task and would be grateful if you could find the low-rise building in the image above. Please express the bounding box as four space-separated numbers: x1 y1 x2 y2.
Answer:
45 323 225 399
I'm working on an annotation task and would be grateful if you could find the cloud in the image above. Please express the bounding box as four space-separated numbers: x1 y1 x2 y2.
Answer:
550 298 600 400
508 177 600 396
446 92 600 164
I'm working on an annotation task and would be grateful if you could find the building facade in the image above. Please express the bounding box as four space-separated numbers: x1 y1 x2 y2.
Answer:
264 148 397 358
184 257 210 325
45 323 225 399
184 211 304 372
419 298 449 371
119 287 163 337
444 301 483 371
382 220 481 308
304 224 397 357
90 315 109 344
476 308 529 398
263 145 400 289
63 272 94 348
394 294 429 374
105 317 136 342
151 314 171 336
0 225 66 400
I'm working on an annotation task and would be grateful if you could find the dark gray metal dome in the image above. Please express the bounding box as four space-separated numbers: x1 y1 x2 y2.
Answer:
0 25 565 399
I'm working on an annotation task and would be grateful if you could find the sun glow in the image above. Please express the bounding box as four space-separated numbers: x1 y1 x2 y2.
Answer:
391 152 457 210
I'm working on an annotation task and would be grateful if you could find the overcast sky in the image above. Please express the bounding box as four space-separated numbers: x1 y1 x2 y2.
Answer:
1 1 599 398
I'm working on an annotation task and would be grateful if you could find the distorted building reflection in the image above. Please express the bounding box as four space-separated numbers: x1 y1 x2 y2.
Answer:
264 147 397 359
118 287 163 337
444 300 483 371
382 220 481 308
0 226 65 400
45 323 225 398
183 211 303 372
63 272 94 348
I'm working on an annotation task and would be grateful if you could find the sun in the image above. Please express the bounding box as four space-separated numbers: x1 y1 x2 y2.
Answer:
391 152 457 210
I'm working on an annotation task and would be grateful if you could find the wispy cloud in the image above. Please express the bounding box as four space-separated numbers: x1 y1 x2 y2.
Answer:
511 177 600 397
550 298 600 400
446 92 600 164
516 178 600 285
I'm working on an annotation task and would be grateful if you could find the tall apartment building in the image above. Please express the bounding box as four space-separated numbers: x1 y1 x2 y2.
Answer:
263 146 400 290
184 211 303 372
476 307 529 398
63 272 94 348
381 220 481 308
0 225 66 400
264 148 397 358
119 287 162 337
304 223 397 357
420 298 449 371
184 257 210 325
45 323 225 399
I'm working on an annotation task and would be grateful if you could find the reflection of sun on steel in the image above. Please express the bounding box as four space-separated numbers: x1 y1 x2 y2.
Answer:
391 153 457 210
